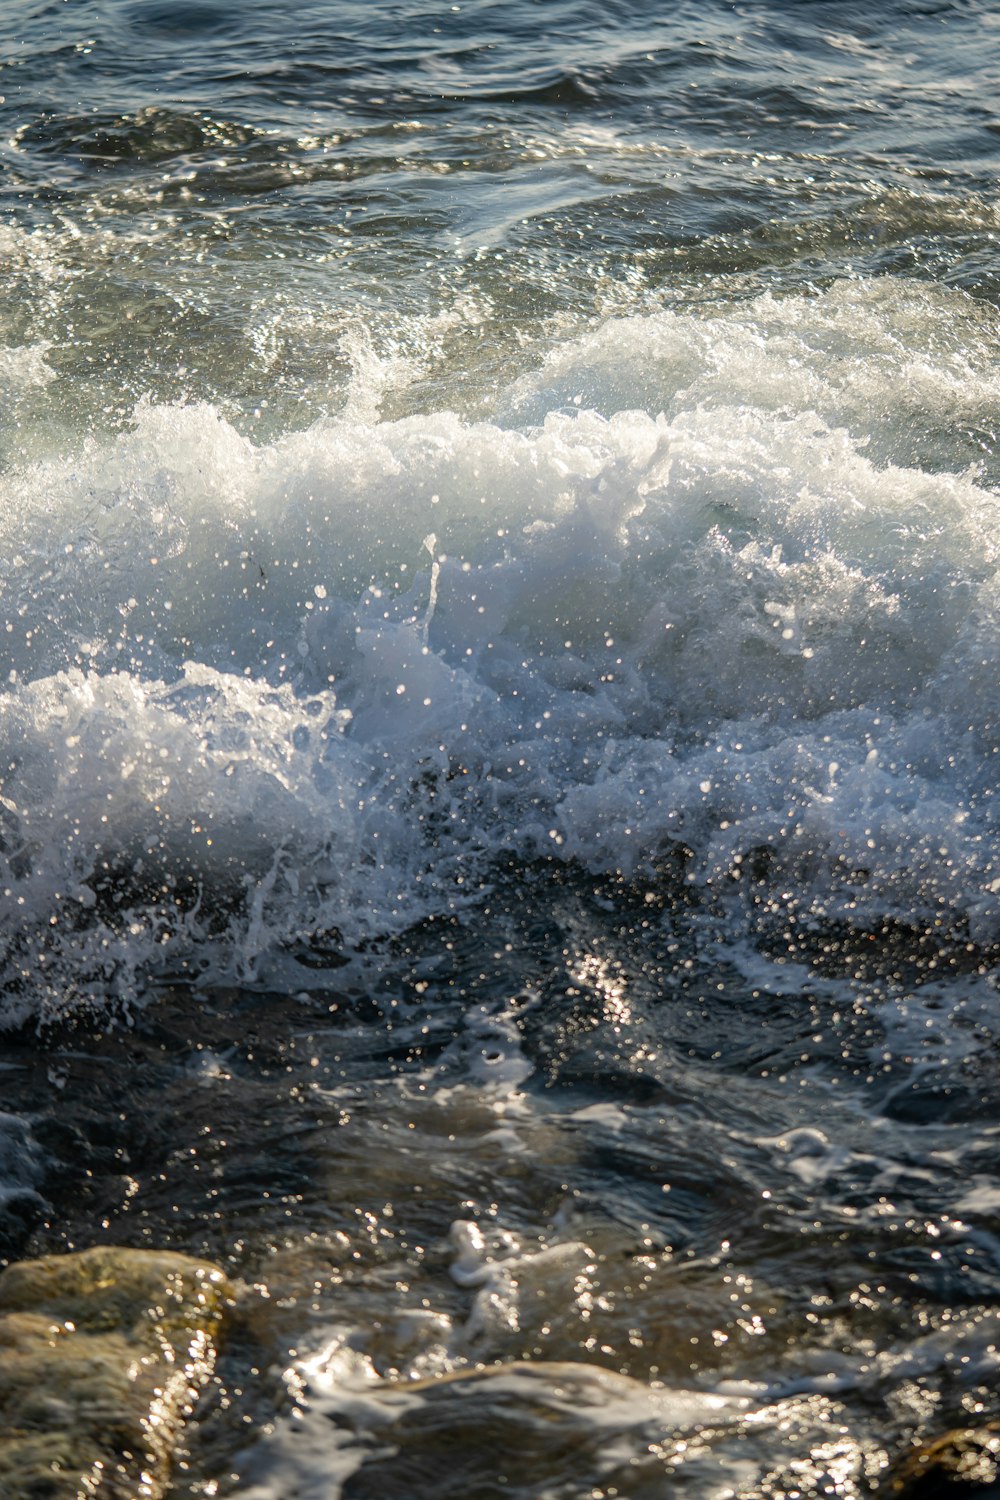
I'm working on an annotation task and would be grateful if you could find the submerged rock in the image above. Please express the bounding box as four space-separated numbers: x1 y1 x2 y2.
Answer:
882 1424 1000 1496
243 1356 752 1500
0 1244 233 1500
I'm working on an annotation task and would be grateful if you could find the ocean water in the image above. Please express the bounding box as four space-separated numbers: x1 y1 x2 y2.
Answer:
4 0 1000 1493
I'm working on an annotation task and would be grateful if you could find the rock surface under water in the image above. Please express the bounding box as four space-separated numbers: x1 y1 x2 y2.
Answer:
0 1245 233 1500
882 1424 1000 1498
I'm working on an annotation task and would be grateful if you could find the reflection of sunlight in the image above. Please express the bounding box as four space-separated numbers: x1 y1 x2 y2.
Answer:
573 950 632 1030
799 1438 862 1495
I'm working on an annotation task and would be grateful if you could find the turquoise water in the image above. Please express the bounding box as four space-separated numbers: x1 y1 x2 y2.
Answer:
4 1 1000 1494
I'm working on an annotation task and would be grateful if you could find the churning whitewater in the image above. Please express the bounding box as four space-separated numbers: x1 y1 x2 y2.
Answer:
2 277 1000 1022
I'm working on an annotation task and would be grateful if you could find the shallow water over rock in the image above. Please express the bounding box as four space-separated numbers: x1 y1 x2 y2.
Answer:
2 863 999 1496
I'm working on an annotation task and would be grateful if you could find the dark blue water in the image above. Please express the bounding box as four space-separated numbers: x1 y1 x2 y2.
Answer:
4 2 1000 1495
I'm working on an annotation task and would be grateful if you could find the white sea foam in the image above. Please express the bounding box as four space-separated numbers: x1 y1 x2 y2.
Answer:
3 278 1000 1019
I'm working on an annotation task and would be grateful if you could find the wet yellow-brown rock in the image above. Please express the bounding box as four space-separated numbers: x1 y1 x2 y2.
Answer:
0 1245 233 1500
881 1423 1000 1496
